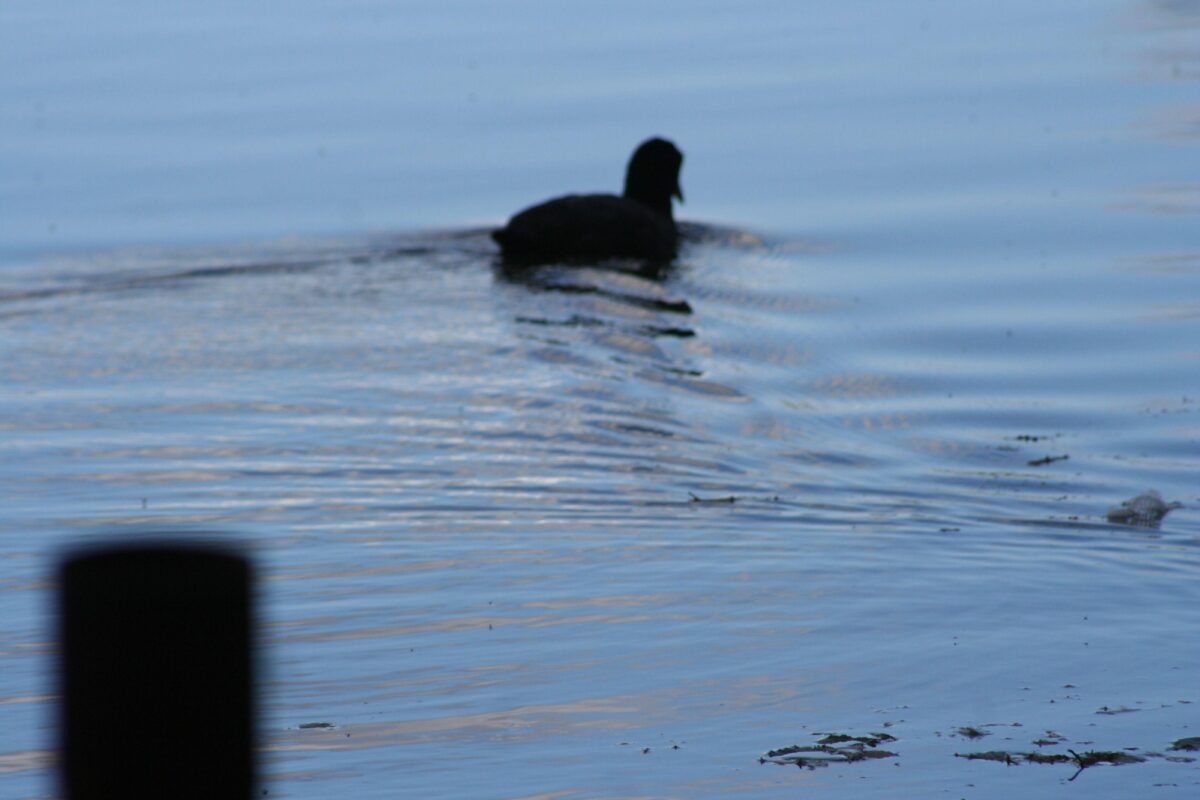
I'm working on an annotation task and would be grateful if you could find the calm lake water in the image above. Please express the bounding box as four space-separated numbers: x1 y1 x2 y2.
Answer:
2 1 1199 798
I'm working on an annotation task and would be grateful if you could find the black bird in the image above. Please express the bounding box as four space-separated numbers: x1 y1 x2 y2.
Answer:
493 138 684 262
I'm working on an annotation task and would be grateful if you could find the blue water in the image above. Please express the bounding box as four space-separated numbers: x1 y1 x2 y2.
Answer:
2 1 1199 798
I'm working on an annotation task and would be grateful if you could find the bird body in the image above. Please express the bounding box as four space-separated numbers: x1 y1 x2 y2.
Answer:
493 138 684 262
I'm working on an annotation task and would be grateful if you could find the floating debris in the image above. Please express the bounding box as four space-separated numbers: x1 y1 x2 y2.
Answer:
298 721 336 729
1066 749 1146 781
766 725 1198 778
1106 491 1182 528
1095 705 1140 715
688 492 737 504
1024 752 1073 765
1068 750 1144 767
761 732 898 769
1032 730 1067 747
956 726 990 739
1027 453 1069 467
956 750 1018 765
956 746 1148 781
816 733 896 747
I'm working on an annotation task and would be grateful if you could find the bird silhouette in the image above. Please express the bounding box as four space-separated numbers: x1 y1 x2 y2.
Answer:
493 137 684 262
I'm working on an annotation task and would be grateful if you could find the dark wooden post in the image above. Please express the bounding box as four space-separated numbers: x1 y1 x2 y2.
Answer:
58 541 255 800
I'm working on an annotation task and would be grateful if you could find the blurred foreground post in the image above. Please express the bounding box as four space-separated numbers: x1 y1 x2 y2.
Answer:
59 542 255 800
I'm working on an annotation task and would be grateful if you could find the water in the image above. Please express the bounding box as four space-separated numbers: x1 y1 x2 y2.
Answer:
2 1 1199 798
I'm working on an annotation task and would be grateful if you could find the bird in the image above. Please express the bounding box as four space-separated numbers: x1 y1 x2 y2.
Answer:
492 137 684 263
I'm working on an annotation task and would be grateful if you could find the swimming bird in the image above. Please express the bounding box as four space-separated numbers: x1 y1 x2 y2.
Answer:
492 137 684 262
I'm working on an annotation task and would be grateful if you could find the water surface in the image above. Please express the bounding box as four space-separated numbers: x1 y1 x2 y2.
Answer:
1 1 1198 798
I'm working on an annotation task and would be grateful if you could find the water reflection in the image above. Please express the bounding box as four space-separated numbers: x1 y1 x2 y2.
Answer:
1138 103 1200 144
1117 182 1200 214
1133 0 1200 29
496 260 694 316
1119 250 1200 273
